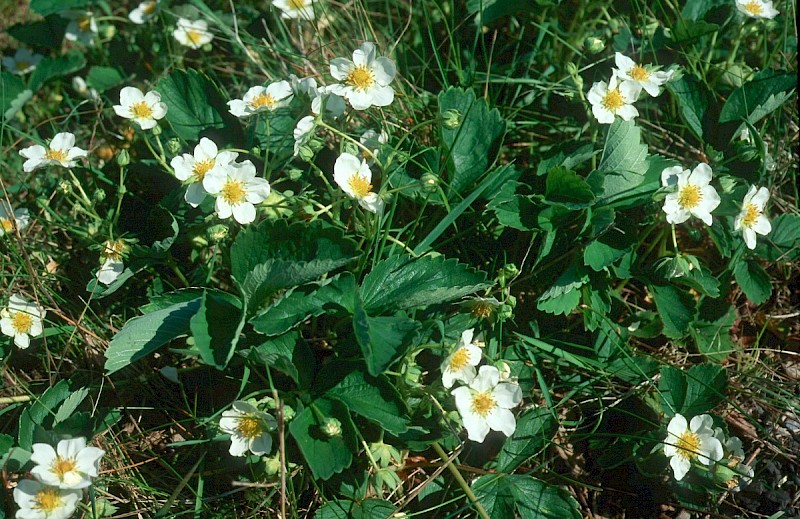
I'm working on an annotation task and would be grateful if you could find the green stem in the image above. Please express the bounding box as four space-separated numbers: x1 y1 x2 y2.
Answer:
431 442 490 519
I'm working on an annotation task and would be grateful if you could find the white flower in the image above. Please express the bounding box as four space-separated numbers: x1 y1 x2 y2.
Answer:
311 85 347 117
734 186 771 250
333 152 384 214
660 165 682 187
663 413 723 481
359 128 388 164
0 201 30 237
71 76 98 100
219 400 277 456
203 161 271 224
13 479 82 519
129 0 159 24
614 52 673 97
587 75 639 124
735 0 779 19
173 18 214 49
227 82 293 118
293 115 317 156
0 294 45 349
662 163 720 226
19 132 88 173
440 328 483 389
273 0 316 19
329 42 396 110
113 86 168 130
452 365 522 442
96 239 127 285
170 137 238 207
64 11 98 46
1 48 43 75
30 437 105 489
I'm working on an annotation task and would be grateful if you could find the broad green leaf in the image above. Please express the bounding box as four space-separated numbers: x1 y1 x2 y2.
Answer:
671 265 720 298
659 364 727 417
289 399 356 480
353 304 420 376
474 474 581 519
758 214 800 261
29 0 94 15
230 220 358 312
244 332 315 388
691 304 737 362
438 87 505 198
719 70 796 125
315 499 395 519
734 259 772 305
649 284 695 339
466 0 531 24
537 263 588 316
1 72 28 119
54 388 90 424
544 167 595 209
680 0 728 20
18 380 71 450
487 181 537 231
359 254 489 315
27 50 85 92
104 298 203 374
141 289 208 313
670 20 719 43
666 74 708 141
190 290 244 370
496 407 557 473
155 69 229 141
583 228 633 271
86 66 124 93
588 119 651 208
7 15 67 49
325 371 409 435
0 434 13 458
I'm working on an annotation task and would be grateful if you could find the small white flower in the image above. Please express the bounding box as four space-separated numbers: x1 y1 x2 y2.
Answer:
129 0 159 24
614 52 673 97
227 82 293 118
19 132 88 173
171 137 238 207
273 0 316 19
330 42 396 110
0 201 30 237
662 163 720 226
96 239 127 285
203 161 271 224
663 413 723 481
1 48 43 75
219 400 277 456
30 437 105 489
13 479 82 519
735 0 779 19
0 294 45 349
64 11 98 46
293 115 317 156
113 86 168 130
452 365 522 442
71 76 98 100
359 128 388 164
587 75 639 124
173 18 214 49
440 328 483 389
734 186 771 249
333 152 384 214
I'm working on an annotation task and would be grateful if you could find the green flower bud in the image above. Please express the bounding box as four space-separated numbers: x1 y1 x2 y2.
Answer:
166 138 182 155
420 173 439 193
151 125 162 136
93 189 106 202
583 36 605 54
321 417 342 438
207 224 229 242
264 454 282 476
116 148 131 167
442 109 461 129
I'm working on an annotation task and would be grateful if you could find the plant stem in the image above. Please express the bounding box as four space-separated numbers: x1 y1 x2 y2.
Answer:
431 442 490 519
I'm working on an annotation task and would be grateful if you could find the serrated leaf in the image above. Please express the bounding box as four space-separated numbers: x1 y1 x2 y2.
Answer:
719 69 796 125
666 74 708 141
245 332 315 388
315 499 395 519
190 290 243 370
583 228 632 271
537 262 588 316
86 66 124 93
496 407 557 473
359 254 489 315
691 304 737 362
474 475 581 519
54 388 90 424
758 214 800 261
671 265 720 297
289 399 356 480
659 364 727 417
27 50 86 92
588 119 651 208
155 69 229 141
487 181 538 231
353 304 420 376
325 371 409 435
680 0 728 20
734 259 771 305
104 298 202 374
18 380 71 450
650 284 696 339
544 166 595 209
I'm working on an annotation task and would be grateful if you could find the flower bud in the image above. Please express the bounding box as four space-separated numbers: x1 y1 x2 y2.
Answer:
420 173 439 193
442 109 461 129
583 36 605 54
166 138 182 155
321 417 342 438
207 224 229 242
116 148 131 167
151 124 162 136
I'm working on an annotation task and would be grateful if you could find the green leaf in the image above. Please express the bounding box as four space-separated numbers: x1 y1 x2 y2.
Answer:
54 387 90 424
758 214 800 261
155 69 229 142
487 181 537 231
733 259 772 305
671 265 720 298
438 87 506 198
681 0 729 20
544 167 595 209
496 407 557 473
691 304 737 362
649 284 696 339
670 20 719 43
353 304 420 376
289 399 356 480
315 499 395 519
86 66 124 93
27 50 85 92
7 15 68 49
244 332 315 388
18 380 71 450
325 371 409 435
537 263 588 316
29 0 95 15
466 0 531 24
588 119 651 208
360 254 489 315
104 298 203 374
666 74 708 141
659 364 727 417
474 475 581 519
190 290 244 370
1 71 28 119
583 228 633 271
230 220 358 312
719 69 796 125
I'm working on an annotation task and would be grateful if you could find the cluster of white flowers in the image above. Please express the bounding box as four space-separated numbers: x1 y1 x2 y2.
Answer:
442 329 523 442
13 437 105 519
1 294 45 349
734 0 779 18
2 48 43 75
219 400 278 457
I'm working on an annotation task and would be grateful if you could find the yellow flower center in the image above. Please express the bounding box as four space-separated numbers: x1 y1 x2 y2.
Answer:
143 1 157 14
222 180 246 205
130 101 154 119
601 88 624 111
471 392 496 417
448 348 470 372
249 92 277 110
103 240 126 261
348 174 372 198
630 65 650 81
675 431 701 460
11 311 34 334
471 301 494 319
678 184 703 209
193 159 215 181
16 61 31 71
1 218 13 233
288 0 307 8
78 17 92 33
740 203 761 228
346 65 375 91
236 416 264 439
52 456 78 479
185 29 204 46
45 148 68 162
35 487 63 513
743 1 762 15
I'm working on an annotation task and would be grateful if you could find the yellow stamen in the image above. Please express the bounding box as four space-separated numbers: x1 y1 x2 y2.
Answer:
35 487 62 512
448 348 471 372
1 218 13 233
103 240 126 261
192 159 215 181
78 17 92 32
11 312 34 334
675 431 701 460
471 392 496 417
52 457 78 479
185 29 204 46
130 101 153 120
45 149 68 162
348 174 372 198
236 416 264 439
346 65 375 91
740 203 761 228
249 93 276 110
143 1 157 14
471 301 495 319
288 0 306 7
601 89 624 111
222 180 246 205
630 65 650 81
743 1 762 15
678 184 702 209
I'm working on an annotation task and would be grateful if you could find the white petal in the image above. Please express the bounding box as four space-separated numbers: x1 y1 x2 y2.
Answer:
463 412 491 442
486 407 517 436
689 163 713 186
232 202 256 224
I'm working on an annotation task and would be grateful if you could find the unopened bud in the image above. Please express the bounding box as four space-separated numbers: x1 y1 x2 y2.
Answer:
442 109 461 129
321 417 342 438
